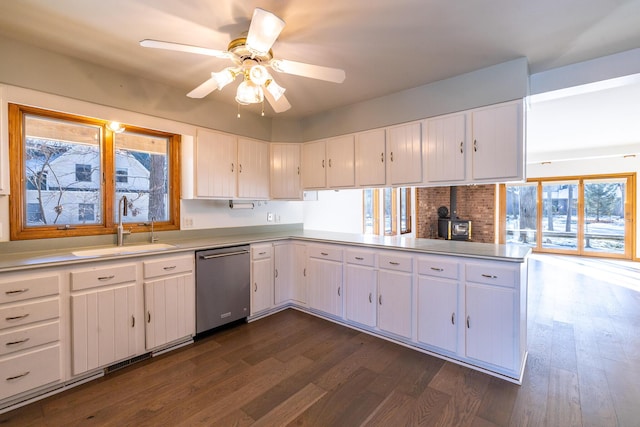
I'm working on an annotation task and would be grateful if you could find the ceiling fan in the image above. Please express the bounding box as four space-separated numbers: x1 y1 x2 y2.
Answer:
140 8 346 114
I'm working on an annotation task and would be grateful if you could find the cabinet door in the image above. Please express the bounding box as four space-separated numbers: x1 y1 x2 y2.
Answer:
326 135 355 188
71 283 137 375
270 143 302 200
465 283 516 370
417 276 458 353
274 243 292 305
302 140 326 189
144 272 195 351
195 129 237 198
426 113 466 182
387 122 422 185
238 138 270 199
471 101 522 181
307 258 342 317
377 270 412 338
345 264 377 327
251 257 274 315
292 243 307 305
356 129 386 186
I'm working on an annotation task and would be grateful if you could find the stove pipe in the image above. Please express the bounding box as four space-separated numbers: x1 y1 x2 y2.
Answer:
450 186 458 219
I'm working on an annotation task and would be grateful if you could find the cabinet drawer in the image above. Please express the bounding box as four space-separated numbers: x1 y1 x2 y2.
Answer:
70 263 137 291
345 249 375 267
251 245 273 261
466 263 517 287
0 344 61 400
418 257 459 280
0 321 59 356
0 275 59 304
0 299 59 330
378 253 413 273
308 245 343 262
143 255 193 279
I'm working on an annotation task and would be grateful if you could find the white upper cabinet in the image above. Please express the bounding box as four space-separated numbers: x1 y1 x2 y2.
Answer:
270 143 302 200
237 137 270 199
301 140 327 189
194 129 270 200
355 128 386 187
387 122 423 185
471 100 524 182
195 129 236 199
326 135 355 188
425 113 466 182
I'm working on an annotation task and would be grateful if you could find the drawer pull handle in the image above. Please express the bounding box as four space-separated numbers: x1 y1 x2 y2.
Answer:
379 295 383 305
303 268 306 277
6 314 29 321
466 316 471 328
337 286 341 297
430 267 444 272
258 251 267 255
163 265 177 271
98 275 115 281
380 152 384 163
6 338 30 346
369 293 372 303
5 289 29 295
321 252 329 256
254 283 258 292
275 269 279 278
451 313 455 325
131 315 135 328
355 256 364 261
481 274 498 279
147 311 151 323
389 261 400 266
6 371 30 381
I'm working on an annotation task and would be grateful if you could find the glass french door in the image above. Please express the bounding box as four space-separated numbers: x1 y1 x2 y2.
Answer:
504 174 634 259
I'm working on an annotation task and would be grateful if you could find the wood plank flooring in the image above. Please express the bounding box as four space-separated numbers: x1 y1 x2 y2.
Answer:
2 254 639 426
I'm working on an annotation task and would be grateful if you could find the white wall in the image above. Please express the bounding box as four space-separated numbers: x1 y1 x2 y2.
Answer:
303 189 363 233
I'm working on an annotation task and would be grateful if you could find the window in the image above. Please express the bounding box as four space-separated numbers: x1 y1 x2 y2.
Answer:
363 187 413 236
78 203 95 222
9 104 181 240
115 167 128 183
75 164 92 182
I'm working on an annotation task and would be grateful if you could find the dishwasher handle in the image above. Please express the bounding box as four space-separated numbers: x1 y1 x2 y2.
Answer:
199 250 249 260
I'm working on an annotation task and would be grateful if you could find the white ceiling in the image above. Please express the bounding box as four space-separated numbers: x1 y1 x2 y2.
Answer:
0 0 639 154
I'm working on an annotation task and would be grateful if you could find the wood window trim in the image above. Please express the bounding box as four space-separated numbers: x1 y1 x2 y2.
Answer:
400 187 412 235
8 103 181 241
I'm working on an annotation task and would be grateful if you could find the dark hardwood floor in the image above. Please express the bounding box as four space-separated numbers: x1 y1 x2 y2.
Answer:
2 254 639 426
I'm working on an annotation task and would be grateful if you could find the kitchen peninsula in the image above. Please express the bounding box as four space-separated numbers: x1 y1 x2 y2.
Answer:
0 227 530 412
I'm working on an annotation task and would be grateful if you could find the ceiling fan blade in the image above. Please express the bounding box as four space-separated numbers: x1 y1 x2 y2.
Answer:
140 39 230 59
187 76 219 98
264 90 291 113
246 8 285 56
270 59 345 83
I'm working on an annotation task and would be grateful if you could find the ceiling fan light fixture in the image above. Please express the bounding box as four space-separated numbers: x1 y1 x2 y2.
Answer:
246 8 285 56
265 79 286 101
249 65 270 85
235 79 264 105
212 68 236 90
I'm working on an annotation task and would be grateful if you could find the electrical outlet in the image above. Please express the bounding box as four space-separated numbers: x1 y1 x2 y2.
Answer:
183 217 193 228
267 212 274 222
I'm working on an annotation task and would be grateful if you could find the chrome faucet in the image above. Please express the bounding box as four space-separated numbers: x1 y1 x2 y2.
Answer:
117 195 131 246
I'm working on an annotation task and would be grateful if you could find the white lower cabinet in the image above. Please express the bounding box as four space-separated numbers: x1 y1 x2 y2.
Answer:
417 256 461 354
463 260 523 376
306 245 343 318
143 255 195 351
377 252 413 339
70 263 138 375
345 249 377 327
274 242 307 306
0 271 62 402
251 244 274 316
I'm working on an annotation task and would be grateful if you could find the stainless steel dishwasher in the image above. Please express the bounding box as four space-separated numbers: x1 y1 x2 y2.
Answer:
195 245 250 334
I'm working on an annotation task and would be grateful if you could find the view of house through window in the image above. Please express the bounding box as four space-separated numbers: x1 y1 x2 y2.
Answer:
363 187 412 236
9 103 180 240
504 174 634 258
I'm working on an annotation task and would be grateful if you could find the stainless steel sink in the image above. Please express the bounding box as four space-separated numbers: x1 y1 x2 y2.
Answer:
71 243 176 257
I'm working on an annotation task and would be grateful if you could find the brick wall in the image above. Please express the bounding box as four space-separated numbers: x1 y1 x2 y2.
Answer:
416 185 496 243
